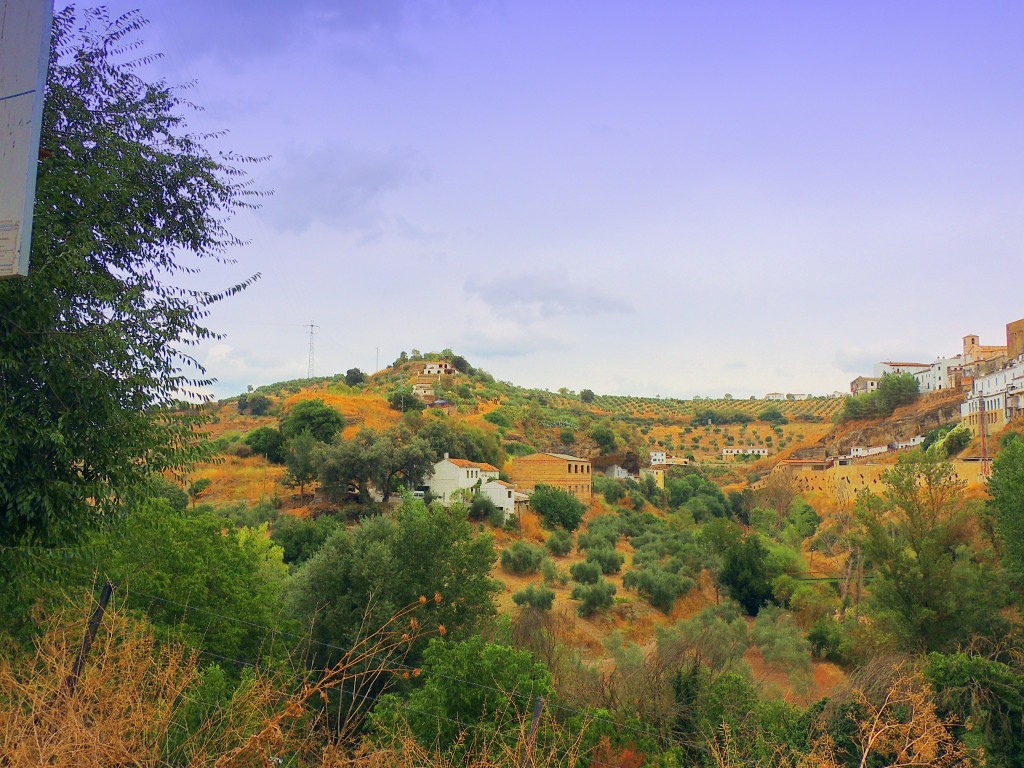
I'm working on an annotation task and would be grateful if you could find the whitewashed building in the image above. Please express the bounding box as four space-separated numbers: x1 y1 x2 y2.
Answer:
961 355 1024 436
426 454 500 503
605 464 630 479
649 450 667 466
913 355 963 393
481 479 516 521
722 446 770 460
851 445 888 458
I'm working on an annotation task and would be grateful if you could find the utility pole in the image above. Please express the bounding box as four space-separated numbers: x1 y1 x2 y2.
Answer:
305 322 319 379
375 345 379 373
979 394 989 477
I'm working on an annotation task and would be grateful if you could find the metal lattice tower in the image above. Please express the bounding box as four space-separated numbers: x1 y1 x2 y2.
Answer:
305 322 319 378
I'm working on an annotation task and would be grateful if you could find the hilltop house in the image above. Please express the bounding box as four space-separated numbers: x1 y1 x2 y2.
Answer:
426 454 499 503
765 392 785 401
850 376 880 396
509 452 592 503
649 450 667 465
422 361 456 376
722 446 770 461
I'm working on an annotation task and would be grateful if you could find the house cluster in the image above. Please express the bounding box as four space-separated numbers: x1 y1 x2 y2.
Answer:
423 451 594 522
847 316 1024 441
410 361 457 404
832 435 926 464
850 318 1024 401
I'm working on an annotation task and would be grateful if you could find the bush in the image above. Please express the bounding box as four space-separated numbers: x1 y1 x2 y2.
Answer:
546 530 574 557
572 578 617 616
469 494 498 522
807 618 851 663
483 409 511 428
500 542 545 574
512 585 556 610
570 561 602 584
586 547 624 574
623 566 694 612
245 426 286 464
541 558 569 586
531 484 586 531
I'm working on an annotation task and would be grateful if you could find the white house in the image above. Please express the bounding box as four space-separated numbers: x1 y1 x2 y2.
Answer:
765 392 786 401
851 445 888 458
722 446 770 460
481 479 516 522
605 464 630 479
426 453 500 503
874 361 931 378
422 361 455 376
914 355 963 393
649 450 667 466
894 435 925 450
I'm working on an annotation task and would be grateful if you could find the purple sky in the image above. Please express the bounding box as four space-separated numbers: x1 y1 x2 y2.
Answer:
76 1 1024 398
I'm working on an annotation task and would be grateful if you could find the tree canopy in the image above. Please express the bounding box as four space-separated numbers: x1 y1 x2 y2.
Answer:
0 7 261 551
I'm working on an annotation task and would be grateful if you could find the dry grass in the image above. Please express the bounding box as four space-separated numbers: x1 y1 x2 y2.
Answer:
1 594 513 768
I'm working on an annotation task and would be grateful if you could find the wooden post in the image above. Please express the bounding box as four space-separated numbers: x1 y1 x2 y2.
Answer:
63 580 114 697
519 696 544 768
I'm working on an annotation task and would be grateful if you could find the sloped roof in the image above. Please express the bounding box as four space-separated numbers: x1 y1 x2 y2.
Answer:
446 458 499 472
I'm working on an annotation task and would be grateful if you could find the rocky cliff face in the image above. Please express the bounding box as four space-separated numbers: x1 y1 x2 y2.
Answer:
823 400 963 456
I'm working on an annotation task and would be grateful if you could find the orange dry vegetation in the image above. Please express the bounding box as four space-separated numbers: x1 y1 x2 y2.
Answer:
190 456 287 506
282 390 402 438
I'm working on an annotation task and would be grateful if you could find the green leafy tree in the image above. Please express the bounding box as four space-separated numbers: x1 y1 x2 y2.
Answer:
269 513 344 565
188 478 212 509
245 426 286 464
720 535 778 615
316 428 434 504
990 437 1024 580
344 368 367 386
876 372 920 414
530 484 586 531
0 8 260 552
285 498 499 664
280 399 345 443
284 432 319 502
580 389 596 404
372 635 552 750
88 500 288 664
387 386 424 412
858 454 1005 651
591 424 618 453
238 394 272 415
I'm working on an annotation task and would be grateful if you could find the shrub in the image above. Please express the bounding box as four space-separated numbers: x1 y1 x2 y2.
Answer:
500 542 544 574
586 547 624 574
512 585 555 610
572 579 617 616
245 426 286 464
469 494 498 522
623 566 694 612
570 561 602 584
232 442 253 458
807 618 851 663
546 530 574 557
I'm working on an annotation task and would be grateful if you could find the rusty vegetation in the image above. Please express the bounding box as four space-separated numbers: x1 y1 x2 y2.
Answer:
0 595 591 768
